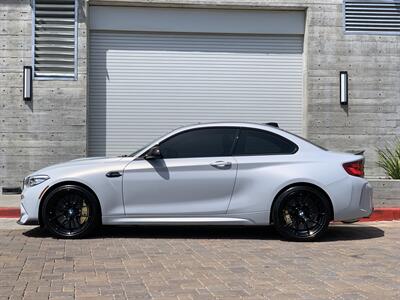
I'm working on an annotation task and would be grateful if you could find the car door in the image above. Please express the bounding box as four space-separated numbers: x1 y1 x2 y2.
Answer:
228 127 299 214
122 127 239 215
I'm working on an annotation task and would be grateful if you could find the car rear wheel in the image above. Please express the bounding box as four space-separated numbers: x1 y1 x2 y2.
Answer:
42 185 100 239
272 186 331 242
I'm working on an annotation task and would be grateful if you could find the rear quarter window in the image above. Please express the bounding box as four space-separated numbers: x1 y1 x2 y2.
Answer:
234 128 298 156
278 129 327 151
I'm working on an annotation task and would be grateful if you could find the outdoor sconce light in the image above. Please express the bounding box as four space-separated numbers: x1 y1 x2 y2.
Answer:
340 71 348 105
23 66 32 101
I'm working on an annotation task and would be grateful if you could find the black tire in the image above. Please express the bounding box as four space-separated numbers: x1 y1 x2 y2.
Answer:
342 219 359 224
272 186 331 242
42 185 100 239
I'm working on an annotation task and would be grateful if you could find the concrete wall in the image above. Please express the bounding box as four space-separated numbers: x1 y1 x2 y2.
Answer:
0 0 87 189
1 0 399 189
369 179 400 207
302 1 400 178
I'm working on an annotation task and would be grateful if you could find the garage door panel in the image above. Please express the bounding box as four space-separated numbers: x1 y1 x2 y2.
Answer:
89 32 303 157
89 34 303 52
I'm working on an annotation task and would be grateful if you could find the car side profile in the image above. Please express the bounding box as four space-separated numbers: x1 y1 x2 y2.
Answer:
18 122 373 241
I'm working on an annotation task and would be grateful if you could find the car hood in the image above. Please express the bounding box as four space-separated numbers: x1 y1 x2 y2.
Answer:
31 157 130 176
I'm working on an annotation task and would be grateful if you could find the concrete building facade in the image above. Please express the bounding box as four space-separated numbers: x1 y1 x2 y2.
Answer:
1 0 400 190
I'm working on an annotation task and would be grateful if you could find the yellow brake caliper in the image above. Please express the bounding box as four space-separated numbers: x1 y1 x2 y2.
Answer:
79 201 89 224
284 209 292 225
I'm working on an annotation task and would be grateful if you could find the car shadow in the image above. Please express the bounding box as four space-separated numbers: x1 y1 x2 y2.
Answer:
22 223 384 242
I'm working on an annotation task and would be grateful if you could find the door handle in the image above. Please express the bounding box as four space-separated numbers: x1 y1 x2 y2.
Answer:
210 161 232 169
106 171 122 178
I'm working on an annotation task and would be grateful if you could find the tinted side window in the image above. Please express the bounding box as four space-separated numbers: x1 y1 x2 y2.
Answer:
160 128 238 159
234 128 297 156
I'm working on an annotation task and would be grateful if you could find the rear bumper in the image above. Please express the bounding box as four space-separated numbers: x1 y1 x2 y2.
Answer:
360 182 374 215
336 181 373 222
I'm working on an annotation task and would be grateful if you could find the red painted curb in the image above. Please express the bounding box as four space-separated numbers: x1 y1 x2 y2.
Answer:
0 208 20 218
360 208 400 222
0 207 400 221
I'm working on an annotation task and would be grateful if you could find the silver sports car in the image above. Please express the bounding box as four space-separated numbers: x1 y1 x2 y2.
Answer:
19 122 373 241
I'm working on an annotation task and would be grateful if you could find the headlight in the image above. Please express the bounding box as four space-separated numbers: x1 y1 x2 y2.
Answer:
23 175 50 188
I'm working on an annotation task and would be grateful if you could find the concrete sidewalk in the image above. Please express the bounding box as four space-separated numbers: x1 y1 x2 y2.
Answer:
0 218 35 230
0 194 19 207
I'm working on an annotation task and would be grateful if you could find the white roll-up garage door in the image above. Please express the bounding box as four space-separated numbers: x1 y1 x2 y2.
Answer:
88 8 304 157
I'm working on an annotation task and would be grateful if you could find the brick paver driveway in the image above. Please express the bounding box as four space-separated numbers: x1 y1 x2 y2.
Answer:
0 221 399 300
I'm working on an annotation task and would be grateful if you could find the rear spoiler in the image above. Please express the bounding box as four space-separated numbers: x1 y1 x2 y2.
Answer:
346 150 365 156
264 122 279 128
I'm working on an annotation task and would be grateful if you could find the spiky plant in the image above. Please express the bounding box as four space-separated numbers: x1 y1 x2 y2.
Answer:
376 140 400 179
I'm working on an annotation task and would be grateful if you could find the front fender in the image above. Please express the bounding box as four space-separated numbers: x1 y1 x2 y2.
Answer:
45 175 124 217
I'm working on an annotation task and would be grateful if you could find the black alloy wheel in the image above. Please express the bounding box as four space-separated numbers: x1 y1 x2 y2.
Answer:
42 185 100 238
272 186 331 241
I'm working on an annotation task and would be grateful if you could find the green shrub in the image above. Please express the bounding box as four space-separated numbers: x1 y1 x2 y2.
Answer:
376 140 400 179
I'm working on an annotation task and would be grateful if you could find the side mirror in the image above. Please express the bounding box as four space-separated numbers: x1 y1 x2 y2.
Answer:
144 145 162 160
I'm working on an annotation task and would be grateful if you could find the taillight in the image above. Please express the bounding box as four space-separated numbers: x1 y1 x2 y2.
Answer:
343 160 364 177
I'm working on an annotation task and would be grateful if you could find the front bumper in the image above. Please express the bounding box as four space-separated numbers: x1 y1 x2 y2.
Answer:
17 201 39 225
17 185 44 226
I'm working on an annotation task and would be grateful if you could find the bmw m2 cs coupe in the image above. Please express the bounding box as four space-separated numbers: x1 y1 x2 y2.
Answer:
19 122 373 241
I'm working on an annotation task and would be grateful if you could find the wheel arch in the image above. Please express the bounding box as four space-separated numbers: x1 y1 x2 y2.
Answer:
38 180 102 226
269 182 334 224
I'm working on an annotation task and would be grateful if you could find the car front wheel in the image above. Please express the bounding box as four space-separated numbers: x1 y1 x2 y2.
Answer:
272 186 331 242
42 185 100 239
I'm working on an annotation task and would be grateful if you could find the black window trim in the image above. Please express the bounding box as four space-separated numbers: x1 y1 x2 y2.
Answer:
232 127 299 157
140 126 241 159
138 126 299 159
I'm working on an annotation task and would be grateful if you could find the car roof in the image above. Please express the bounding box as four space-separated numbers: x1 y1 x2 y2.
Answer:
176 121 276 130
175 122 291 135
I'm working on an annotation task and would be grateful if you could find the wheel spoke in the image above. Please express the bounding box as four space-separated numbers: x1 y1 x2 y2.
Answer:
69 219 74 230
49 212 64 222
307 218 321 227
302 218 311 235
293 216 300 231
61 218 69 227
74 215 82 227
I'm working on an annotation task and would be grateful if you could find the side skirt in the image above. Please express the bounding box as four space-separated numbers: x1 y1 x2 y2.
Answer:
102 211 269 226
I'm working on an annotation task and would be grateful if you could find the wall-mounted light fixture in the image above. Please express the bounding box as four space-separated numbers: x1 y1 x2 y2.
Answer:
23 66 32 101
340 71 348 105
